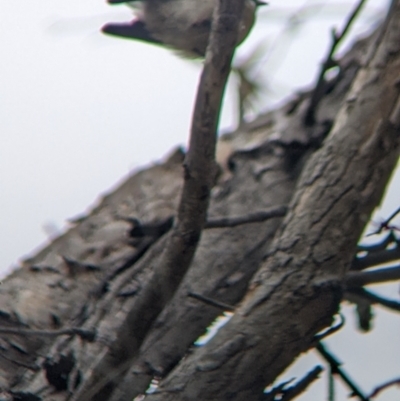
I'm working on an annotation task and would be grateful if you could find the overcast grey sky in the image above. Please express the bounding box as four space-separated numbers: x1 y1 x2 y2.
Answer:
1 0 398 399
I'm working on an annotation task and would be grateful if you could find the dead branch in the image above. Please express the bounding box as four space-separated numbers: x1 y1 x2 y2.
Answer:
205 206 288 228
369 377 400 398
316 342 369 401
280 366 324 401
346 287 400 312
187 291 235 312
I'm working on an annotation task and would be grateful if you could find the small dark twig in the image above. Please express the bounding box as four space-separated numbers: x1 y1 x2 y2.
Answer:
346 287 400 312
123 206 288 238
316 342 369 401
346 265 400 286
352 230 400 270
368 377 400 398
263 378 294 401
357 231 397 253
188 292 235 311
367 206 400 236
313 313 345 342
304 0 368 125
205 206 288 229
280 366 324 401
0 326 96 342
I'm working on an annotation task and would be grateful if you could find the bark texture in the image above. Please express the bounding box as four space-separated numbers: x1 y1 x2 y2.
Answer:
145 3 400 399
0 3 399 401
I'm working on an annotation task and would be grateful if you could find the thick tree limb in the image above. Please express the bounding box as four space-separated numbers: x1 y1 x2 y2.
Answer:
72 1 247 400
145 3 400 399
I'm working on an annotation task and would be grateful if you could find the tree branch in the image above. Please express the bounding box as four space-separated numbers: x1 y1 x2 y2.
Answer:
79 1 247 401
144 2 400 398
368 377 400 398
0 326 96 342
123 206 288 237
346 287 400 312
205 206 288 228
345 265 400 286
304 0 368 125
316 342 369 401
367 206 400 236
188 291 235 312
279 366 324 401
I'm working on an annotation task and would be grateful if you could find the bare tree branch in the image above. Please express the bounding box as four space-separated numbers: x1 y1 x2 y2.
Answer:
367 206 400 236
144 3 400 398
304 0 368 125
280 366 324 401
205 206 288 228
346 287 400 312
123 206 288 237
352 230 400 270
316 342 369 401
345 265 400 286
352 246 400 270
369 377 400 398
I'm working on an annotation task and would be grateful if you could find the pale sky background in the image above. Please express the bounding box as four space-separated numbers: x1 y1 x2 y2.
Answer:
1 0 399 399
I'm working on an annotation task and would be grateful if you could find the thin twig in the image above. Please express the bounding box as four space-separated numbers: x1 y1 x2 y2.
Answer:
346 287 400 312
188 292 235 311
0 327 96 341
368 377 400 398
205 206 287 228
280 366 324 401
313 313 345 342
263 379 294 401
125 206 288 238
316 342 369 401
357 230 397 252
304 0 368 125
367 206 400 236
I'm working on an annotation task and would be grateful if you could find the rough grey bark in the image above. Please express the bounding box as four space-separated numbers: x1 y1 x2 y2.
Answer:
0 3 399 401
144 3 400 399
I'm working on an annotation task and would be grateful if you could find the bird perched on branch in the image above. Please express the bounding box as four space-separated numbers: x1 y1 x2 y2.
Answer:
102 0 265 57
